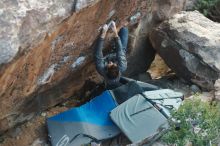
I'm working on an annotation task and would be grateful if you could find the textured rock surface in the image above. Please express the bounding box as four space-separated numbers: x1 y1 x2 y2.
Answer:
0 0 146 134
184 0 198 10
0 0 186 134
150 11 220 90
214 79 220 100
125 0 186 77
0 0 99 65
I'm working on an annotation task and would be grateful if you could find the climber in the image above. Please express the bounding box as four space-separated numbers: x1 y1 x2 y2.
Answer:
94 21 128 90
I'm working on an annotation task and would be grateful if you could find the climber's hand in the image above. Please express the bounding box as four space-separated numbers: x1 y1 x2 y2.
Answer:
101 24 108 38
111 21 118 37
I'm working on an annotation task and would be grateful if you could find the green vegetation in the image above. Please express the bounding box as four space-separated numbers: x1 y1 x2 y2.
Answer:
162 97 220 146
194 0 219 16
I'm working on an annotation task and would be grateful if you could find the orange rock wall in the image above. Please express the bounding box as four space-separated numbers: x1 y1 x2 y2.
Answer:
0 0 147 133
0 0 186 133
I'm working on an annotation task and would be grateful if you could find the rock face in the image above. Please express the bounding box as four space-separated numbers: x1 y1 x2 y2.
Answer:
0 0 99 65
0 0 142 134
125 0 186 77
150 11 220 90
0 0 186 134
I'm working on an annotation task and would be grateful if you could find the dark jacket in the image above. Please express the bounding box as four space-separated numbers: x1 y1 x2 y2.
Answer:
95 37 127 89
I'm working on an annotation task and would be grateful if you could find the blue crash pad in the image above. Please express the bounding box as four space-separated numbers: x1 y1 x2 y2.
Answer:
47 90 120 146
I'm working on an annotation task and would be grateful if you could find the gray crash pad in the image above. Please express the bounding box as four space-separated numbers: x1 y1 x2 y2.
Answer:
110 82 183 144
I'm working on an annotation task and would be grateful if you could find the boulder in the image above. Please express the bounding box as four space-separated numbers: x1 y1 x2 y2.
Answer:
125 0 186 77
0 0 186 133
150 11 220 90
0 0 146 133
0 0 99 65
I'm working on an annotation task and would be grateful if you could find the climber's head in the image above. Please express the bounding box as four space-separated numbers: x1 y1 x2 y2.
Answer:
106 61 119 79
